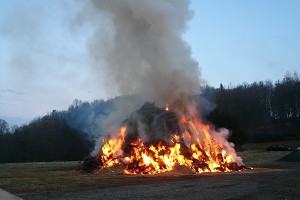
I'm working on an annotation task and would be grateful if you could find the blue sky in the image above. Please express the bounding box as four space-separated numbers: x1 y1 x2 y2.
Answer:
0 0 299 125
185 0 300 86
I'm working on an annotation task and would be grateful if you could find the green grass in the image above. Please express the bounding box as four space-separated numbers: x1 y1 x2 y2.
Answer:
237 150 291 167
239 140 299 167
0 148 296 198
242 140 300 150
0 161 136 197
0 162 84 197
0 161 192 198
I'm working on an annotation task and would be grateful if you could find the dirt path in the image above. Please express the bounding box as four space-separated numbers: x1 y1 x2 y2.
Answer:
27 167 300 200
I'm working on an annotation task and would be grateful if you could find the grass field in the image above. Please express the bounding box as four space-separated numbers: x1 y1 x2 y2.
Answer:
0 161 174 197
242 139 300 150
0 142 298 198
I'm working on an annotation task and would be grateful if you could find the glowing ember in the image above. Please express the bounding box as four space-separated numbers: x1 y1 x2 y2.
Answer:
165 104 169 111
97 106 247 174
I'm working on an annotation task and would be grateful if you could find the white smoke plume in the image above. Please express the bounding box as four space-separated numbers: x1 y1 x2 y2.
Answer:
78 0 202 109
75 0 205 154
78 1 243 166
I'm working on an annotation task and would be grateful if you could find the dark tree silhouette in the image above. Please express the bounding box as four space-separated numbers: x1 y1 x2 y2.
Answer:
0 119 9 134
1 72 299 163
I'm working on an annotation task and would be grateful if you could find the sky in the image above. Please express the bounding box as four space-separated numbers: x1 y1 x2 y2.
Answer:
0 0 299 126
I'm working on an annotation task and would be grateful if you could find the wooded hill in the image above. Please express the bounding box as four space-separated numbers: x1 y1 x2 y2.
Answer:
0 72 299 163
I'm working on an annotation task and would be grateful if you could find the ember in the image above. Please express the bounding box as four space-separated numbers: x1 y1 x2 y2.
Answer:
96 103 248 174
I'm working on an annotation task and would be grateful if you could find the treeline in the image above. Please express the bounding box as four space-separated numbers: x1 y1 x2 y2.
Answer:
0 118 92 163
206 72 300 144
0 96 125 163
0 72 299 163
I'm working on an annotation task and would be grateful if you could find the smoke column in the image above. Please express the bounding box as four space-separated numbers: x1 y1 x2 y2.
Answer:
77 1 242 166
82 0 201 109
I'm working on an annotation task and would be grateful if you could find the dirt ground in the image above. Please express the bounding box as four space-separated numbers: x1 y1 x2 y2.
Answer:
27 166 300 200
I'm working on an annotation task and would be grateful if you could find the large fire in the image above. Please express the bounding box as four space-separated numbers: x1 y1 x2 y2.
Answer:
96 105 247 174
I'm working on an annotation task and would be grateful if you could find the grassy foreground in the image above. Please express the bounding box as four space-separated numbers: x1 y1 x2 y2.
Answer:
0 148 294 198
0 161 175 197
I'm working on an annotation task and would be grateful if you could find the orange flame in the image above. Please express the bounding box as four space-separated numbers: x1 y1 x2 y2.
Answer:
165 104 169 111
98 113 245 174
100 127 126 168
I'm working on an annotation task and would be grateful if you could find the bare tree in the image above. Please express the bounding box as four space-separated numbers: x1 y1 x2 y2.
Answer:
0 119 9 134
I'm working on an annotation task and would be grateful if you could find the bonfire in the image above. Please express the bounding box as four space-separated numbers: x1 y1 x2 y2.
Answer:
93 102 248 175
79 0 250 175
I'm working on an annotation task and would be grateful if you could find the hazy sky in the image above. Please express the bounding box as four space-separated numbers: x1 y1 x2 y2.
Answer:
0 0 299 125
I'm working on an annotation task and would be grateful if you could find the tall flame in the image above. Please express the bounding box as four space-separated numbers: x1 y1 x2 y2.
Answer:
97 109 245 174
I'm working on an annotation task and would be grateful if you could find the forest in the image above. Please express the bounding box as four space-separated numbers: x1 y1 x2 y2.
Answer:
0 72 299 163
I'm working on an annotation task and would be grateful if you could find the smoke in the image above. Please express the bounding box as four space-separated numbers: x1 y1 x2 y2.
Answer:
76 1 244 165
74 0 203 154
79 0 202 109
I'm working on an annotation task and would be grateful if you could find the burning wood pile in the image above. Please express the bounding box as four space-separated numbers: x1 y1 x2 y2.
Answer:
84 102 249 174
